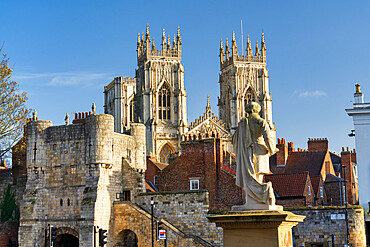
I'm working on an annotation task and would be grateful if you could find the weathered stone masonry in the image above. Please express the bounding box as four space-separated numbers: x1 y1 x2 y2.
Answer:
18 114 146 247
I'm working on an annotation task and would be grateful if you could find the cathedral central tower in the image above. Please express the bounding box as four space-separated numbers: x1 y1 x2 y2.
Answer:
135 25 188 162
218 32 274 135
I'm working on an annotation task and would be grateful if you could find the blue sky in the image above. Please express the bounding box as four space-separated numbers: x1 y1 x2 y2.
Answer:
1 0 369 153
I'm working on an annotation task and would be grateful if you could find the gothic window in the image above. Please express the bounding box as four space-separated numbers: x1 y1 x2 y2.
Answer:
244 88 255 116
158 84 171 121
129 100 134 123
159 143 174 163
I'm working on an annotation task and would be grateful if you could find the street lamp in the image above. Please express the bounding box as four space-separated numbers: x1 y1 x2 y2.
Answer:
151 197 154 247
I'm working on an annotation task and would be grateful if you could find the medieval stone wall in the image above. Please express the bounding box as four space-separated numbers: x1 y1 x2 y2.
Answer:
18 115 146 247
290 206 366 247
135 191 223 246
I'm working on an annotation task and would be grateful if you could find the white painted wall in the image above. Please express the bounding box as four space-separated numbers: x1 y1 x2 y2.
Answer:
346 86 370 221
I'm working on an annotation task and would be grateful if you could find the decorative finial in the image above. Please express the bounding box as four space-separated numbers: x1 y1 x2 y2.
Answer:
65 113 69 125
92 102 96 114
206 95 212 117
33 109 37 121
255 41 260 57
207 95 210 107
146 24 150 35
232 31 236 41
163 29 166 37
167 35 171 50
220 38 224 48
177 26 181 37
137 33 141 43
355 84 361 94
152 38 156 50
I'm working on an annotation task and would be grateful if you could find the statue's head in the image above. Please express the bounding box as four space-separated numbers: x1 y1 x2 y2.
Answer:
246 102 261 114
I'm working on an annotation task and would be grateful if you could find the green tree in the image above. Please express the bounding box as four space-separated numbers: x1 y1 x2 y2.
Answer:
0 184 19 222
0 49 29 158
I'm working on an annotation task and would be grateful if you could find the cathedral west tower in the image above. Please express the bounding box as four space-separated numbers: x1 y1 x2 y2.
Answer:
218 32 274 135
135 25 188 162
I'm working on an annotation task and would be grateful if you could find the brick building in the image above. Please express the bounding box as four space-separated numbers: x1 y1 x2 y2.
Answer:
158 138 243 210
270 138 359 206
265 172 315 207
145 157 168 191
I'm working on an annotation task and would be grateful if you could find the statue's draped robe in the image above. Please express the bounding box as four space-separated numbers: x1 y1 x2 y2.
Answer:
232 116 276 205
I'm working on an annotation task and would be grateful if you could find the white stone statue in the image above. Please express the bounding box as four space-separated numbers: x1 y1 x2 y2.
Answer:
232 102 281 210
92 102 96 115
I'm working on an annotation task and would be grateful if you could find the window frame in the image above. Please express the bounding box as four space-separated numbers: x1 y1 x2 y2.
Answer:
190 179 199 191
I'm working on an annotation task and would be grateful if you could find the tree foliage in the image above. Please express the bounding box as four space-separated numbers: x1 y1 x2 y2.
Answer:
0 49 29 158
0 184 19 222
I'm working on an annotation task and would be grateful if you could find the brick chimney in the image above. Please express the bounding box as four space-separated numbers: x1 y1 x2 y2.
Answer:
288 142 295 152
276 138 288 166
307 138 328 151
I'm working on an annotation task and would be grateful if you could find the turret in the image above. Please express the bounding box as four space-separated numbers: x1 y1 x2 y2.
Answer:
176 26 182 52
225 39 230 59
145 24 151 56
246 35 253 60
231 31 238 58
162 29 167 52
219 39 225 63
261 33 267 63
255 41 260 58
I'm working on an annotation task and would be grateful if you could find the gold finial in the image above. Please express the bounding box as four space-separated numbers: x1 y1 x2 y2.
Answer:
355 84 361 94
167 35 171 50
207 95 210 107
232 31 236 41
220 39 224 49
146 24 150 35
137 33 141 43
163 29 166 37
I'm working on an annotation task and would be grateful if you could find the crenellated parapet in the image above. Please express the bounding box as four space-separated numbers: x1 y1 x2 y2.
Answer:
137 25 182 64
219 31 267 70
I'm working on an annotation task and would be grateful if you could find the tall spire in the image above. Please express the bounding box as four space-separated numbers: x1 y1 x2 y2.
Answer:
167 35 171 50
177 26 182 43
231 31 238 57
206 95 212 117
162 29 167 51
173 34 176 49
261 33 266 62
225 38 230 58
255 40 260 58
152 38 156 50
246 35 253 59
145 24 150 41
220 39 225 62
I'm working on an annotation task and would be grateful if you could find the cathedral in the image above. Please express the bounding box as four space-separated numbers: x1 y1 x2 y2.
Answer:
104 25 275 163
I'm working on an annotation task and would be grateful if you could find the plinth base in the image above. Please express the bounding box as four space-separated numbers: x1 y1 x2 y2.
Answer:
208 210 305 247
231 204 283 211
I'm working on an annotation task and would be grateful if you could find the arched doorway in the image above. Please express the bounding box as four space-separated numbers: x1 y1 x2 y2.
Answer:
115 229 138 247
54 233 79 247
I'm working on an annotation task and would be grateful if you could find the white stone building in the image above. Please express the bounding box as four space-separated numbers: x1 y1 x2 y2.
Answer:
346 84 370 221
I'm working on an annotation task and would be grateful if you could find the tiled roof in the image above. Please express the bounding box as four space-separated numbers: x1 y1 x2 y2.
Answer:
148 158 169 171
310 176 322 194
284 151 327 177
265 172 309 197
325 173 344 182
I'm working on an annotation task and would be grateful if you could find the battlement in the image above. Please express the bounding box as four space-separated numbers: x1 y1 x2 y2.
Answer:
105 76 136 91
137 25 182 64
220 31 266 70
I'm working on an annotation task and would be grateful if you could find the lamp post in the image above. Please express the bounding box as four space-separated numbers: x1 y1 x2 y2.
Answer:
151 197 154 247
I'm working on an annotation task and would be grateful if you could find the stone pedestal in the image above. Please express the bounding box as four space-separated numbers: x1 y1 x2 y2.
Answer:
208 210 305 247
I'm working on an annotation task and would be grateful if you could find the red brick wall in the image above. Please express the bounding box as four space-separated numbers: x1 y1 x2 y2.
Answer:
0 222 18 247
158 138 243 210
307 138 328 151
145 159 160 187
325 181 344 206
277 197 306 207
340 150 359 205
